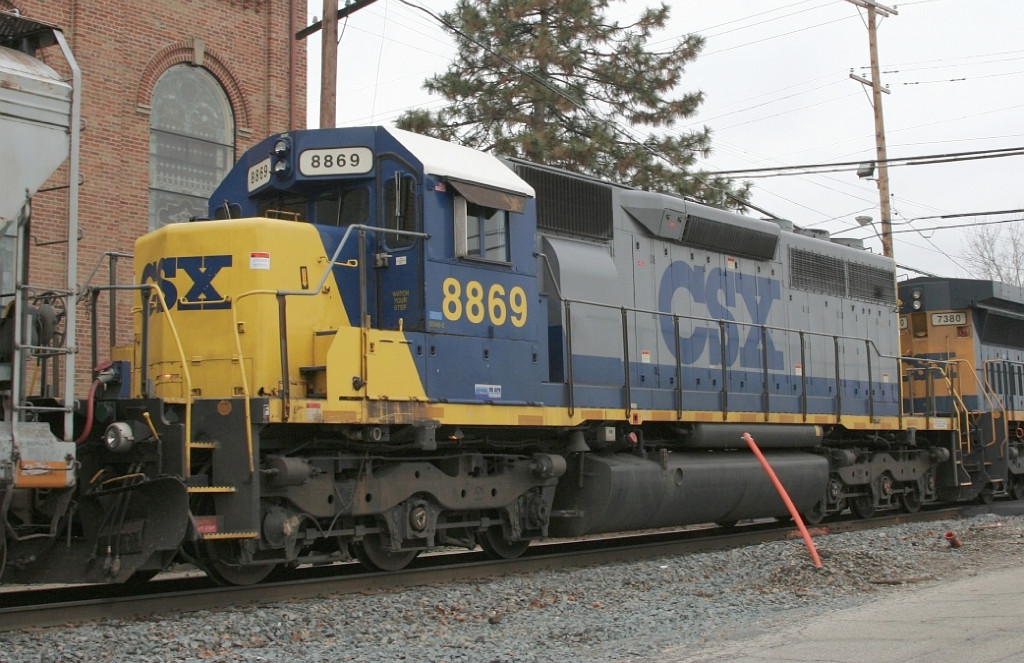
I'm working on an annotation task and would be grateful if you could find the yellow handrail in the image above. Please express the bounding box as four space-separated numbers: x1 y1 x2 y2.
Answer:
229 289 280 474
952 358 1004 450
915 357 1005 455
143 284 194 474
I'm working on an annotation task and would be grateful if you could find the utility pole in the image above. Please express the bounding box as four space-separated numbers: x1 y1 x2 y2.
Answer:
320 0 339 129
295 0 382 129
845 0 898 259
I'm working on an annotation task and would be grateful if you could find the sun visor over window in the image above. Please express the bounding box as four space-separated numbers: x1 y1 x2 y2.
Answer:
449 179 529 214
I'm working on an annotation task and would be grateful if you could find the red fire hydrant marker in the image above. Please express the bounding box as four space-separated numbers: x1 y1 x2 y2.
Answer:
742 432 824 569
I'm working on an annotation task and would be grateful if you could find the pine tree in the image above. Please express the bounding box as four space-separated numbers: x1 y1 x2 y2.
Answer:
398 0 751 209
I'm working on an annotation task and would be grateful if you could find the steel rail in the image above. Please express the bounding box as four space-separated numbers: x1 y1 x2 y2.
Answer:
2 503 1020 632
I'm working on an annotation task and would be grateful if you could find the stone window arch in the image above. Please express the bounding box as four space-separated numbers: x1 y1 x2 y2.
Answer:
148 64 234 229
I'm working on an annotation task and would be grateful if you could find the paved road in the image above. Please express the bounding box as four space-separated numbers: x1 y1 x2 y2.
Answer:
657 563 1024 662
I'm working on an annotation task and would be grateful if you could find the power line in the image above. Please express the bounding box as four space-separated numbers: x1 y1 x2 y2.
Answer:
704 146 1024 178
379 0 1015 265
396 0 781 218
909 207 1024 222
838 210 1024 242
890 213 1024 234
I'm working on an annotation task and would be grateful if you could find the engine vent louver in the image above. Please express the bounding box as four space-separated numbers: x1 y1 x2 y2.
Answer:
848 262 898 305
790 249 846 297
512 162 613 240
789 247 896 305
682 214 778 260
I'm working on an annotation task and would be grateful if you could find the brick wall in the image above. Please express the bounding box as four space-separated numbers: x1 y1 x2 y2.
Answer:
10 0 307 392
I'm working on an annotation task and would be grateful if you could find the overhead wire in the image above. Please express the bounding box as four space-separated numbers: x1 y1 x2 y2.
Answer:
361 0 1012 273
395 0 780 216
368 0 389 123
703 146 1024 178
671 0 999 239
672 0 1019 271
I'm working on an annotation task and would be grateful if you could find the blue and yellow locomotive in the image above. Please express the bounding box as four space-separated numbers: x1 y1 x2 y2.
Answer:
4 125 1019 585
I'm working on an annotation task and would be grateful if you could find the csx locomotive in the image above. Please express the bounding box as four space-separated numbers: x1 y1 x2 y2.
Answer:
2 19 1021 584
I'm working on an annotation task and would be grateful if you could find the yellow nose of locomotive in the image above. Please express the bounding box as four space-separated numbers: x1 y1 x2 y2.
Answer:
134 217 347 402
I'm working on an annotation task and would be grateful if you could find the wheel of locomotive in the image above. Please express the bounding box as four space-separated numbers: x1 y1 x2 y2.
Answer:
1010 476 1024 501
899 485 922 514
849 492 876 519
800 500 826 526
478 526 531 560
205 540 277 586
352 530 419 572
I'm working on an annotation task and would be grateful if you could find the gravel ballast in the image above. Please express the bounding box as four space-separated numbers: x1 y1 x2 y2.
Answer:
3 512 1023 662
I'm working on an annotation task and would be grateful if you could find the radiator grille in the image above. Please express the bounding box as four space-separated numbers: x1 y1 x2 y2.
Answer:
789 247 895 304
790 248 845 297
847 262 897 305
512 163 613 240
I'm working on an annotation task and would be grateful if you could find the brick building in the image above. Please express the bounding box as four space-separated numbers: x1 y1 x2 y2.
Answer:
3 0 307 387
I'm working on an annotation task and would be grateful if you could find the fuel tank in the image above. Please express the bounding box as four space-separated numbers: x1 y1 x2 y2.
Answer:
682 423 823 449
549 451 828 537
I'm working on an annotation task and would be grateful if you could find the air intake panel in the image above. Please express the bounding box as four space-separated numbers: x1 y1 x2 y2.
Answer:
620 190 780 261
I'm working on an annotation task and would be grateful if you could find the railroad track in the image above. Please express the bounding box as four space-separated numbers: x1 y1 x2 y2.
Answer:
0 504 1007 632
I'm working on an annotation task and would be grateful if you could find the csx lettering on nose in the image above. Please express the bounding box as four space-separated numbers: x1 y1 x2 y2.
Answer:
140 255 232 311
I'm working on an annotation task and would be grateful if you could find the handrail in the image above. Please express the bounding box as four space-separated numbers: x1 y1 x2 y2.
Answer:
982 357 1024 411
944 368 971 454
93 282 194 470
620 307 631 419
564 300 575 416
78 251 134 295
901 355 1006 455
900 361 943 416
225 223 430 474
969 358 1009 450
81 251 133 361
983 357 1020 462
718 320 729 418
557 293 898 422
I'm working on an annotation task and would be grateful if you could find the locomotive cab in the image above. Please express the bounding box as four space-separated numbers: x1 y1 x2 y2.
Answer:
202 126 547 407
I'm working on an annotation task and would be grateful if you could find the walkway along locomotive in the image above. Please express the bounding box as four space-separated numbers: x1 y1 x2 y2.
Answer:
3 39 1021 582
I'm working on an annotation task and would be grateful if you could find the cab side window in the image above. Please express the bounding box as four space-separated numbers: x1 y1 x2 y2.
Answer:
454 196 510 263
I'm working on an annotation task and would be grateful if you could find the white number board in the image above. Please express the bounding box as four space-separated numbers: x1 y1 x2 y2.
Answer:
931 311 967 326
247 157 272 192
299 147 374 177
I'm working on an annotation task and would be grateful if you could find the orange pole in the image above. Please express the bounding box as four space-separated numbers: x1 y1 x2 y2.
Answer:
742 432 823 568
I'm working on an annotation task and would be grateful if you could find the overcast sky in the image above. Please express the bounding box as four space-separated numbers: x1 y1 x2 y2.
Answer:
303 0 1024 279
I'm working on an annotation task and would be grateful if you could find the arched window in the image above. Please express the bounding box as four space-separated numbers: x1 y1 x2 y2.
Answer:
148 64 234 230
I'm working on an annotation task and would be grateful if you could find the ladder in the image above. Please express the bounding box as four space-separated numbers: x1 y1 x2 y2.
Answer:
0 15 81 489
